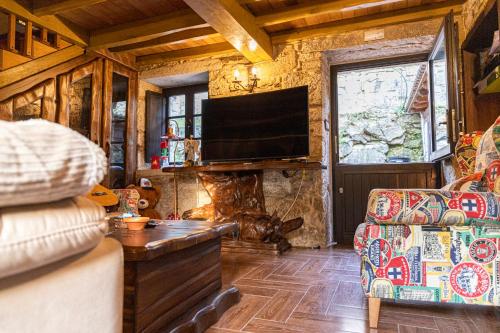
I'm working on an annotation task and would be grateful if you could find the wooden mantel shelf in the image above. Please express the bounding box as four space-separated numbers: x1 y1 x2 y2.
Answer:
161 160 325 173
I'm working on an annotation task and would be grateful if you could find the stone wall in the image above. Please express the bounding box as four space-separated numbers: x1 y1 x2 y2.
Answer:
137 18 447 247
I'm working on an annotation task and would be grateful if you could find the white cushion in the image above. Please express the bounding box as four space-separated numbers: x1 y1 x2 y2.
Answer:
0 119 107 208
0 196 108 279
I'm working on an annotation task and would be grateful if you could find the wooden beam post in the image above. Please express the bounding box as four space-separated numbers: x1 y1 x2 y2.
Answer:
255 0 389 27
33 0 108 16
7 13 16 52
369 298 381 328
89 9 206 49
272 0 463 43
136 42 237 67
24 21 33 57
109 27 218 53
184 0 273 63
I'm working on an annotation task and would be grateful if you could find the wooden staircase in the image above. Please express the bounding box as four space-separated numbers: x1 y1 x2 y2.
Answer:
0 12 73 70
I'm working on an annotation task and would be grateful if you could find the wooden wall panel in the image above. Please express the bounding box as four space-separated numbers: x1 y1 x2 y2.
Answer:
334 163 438 244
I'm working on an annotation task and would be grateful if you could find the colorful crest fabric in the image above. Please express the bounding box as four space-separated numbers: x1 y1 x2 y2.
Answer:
358 223 500 306
454 131 483 178
475 116 500 172
366 189 500 227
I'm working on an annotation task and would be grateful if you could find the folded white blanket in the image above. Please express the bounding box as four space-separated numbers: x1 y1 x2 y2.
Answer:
0 119 107 207
0 196 107 279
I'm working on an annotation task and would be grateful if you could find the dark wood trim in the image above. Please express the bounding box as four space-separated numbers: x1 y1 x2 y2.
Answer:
101 60 138 187
145 90 165 164
162 160 324 173
331 53 429 73
169 286 240 333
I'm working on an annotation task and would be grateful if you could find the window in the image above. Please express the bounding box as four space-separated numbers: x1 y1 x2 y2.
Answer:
166 84 208 164
335 60 428 164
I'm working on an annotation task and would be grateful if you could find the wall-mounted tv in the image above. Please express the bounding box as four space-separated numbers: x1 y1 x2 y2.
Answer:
201 86 309 162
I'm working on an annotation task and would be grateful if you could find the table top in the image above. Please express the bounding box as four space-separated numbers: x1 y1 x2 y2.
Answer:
108 220 238 261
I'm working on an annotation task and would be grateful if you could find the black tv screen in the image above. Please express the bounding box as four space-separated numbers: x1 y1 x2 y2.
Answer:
201 86 309 162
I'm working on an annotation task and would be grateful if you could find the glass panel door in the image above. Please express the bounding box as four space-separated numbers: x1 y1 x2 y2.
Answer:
108 73 129 189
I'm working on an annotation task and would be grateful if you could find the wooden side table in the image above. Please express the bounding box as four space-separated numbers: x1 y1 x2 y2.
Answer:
109 220 239 333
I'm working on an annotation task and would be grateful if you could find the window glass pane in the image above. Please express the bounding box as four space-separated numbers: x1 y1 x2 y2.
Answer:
431 37 449 152
337 62 426 164
194 116 202 138
169 117 186 138
168 95 185 117
169 140 185 163
69 76 92 138
110 143 125 164
109 73 128 189
194 91 208 115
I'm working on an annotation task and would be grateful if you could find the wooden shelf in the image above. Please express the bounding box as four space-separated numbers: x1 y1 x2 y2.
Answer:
161 160 325 173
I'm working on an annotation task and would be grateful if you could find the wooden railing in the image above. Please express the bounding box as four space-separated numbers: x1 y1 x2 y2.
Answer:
0 10 71 70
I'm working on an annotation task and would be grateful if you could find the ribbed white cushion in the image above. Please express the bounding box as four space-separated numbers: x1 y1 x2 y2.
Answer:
0 196 108 279
0 119 107 208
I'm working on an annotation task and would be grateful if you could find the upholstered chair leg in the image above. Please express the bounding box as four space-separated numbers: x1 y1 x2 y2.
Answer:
369 297 381 328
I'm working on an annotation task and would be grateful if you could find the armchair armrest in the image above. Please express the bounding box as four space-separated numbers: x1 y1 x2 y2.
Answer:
365 189 500 227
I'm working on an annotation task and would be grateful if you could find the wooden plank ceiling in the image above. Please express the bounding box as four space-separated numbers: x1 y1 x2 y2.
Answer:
3 0 464 66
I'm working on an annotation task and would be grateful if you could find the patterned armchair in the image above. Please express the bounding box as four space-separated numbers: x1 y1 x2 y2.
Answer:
354 116 500 328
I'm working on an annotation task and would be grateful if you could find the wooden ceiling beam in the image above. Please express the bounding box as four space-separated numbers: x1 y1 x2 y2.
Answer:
0 0 89 46
272 0 464 43
109 27 219 53
184 0 273 63
32 0 108 16
136 42 237 66
256 0 390 27
89 9 207 49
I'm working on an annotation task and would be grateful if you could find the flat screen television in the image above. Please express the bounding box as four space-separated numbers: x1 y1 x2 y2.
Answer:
201 86 309 162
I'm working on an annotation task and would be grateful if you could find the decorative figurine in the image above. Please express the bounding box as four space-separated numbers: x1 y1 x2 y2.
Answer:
184 135 200 166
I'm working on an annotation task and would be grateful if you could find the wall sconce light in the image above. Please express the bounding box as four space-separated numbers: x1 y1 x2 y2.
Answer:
231 67 259 93
248 39 257 51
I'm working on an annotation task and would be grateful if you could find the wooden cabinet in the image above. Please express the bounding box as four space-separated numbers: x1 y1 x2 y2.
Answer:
102 60 138 189
0 55 139 189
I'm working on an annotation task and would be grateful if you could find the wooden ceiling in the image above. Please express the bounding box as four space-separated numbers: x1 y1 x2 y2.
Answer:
2 0 464 67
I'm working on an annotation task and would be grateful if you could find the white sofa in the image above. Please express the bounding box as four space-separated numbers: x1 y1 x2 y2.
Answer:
0 198 124 333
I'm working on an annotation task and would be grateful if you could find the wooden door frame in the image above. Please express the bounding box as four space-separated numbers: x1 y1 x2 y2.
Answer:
102 59 138 187
330 53 431 244
57 59 103 143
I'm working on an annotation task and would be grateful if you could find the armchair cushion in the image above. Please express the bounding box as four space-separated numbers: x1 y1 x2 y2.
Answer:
475 116 500 172
366 189 500 227
0 196 107 279
359 223 499 306
454 131 483 178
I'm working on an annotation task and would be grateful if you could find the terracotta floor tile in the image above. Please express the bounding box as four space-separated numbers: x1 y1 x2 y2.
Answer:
398 325 439 333
213 247 499 333
294 283 339 315
242 263 283 279
235 278 310 292
255 290 305 322
233 284 278 297
298 258 328 274
331 281 368 309
433 318 479 333
213 294 270 330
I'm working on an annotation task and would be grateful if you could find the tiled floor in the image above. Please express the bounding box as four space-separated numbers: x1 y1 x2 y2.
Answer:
208 247 500 333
